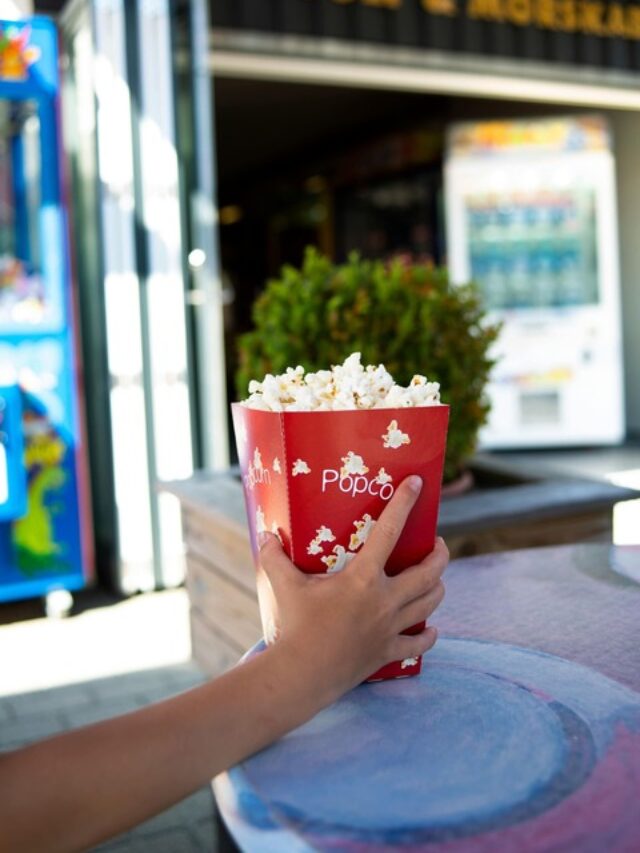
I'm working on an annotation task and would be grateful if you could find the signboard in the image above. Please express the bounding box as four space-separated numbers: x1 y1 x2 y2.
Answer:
210 0 640 72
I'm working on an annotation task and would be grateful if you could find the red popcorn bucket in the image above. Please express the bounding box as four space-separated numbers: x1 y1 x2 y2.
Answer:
232 403 449 681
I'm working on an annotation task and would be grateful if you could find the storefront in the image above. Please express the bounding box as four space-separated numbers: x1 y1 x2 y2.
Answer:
208 0 640 449
10 0 639 594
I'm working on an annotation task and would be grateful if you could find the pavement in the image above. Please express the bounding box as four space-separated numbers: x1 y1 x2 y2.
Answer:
0 588 221 852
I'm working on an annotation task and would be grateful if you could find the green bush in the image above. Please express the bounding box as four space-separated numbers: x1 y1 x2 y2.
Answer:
236 248 500 483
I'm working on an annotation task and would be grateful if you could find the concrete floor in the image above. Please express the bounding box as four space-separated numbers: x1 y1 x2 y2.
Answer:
0 589 220 851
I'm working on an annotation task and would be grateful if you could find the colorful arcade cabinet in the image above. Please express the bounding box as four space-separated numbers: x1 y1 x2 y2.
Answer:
0 18 91 605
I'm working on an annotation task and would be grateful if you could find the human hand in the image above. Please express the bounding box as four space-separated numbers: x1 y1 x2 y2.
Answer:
256 475 449 704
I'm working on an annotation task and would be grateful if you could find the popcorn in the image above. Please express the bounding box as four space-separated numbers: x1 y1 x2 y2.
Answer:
321 545 357 574
253 448 263 471
242 353 440 412
256 506 267 534
292 459 311 476
401 657 419 669
340 451 369 477
307 539 324 556
376 467 393 485
316 525 336 544
273 457 281 474
349 513 376 552
383 420 411 449
307 525 336 556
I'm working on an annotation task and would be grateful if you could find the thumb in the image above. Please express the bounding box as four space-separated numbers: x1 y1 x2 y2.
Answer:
257 532 303 594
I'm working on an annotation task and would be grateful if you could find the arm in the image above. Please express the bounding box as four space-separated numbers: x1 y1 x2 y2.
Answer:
0 476 448 853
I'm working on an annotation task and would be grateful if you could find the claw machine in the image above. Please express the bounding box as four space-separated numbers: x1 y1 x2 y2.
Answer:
0 17 92 605
445 116 625 448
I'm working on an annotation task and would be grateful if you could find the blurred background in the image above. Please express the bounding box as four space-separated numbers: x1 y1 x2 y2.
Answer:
0 0 637 626
0 1 639 847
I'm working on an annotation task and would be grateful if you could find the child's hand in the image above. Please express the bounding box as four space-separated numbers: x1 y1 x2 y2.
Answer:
256 475 449 702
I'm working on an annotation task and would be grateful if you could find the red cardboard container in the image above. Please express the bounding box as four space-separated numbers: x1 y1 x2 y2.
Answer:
232 403 450 681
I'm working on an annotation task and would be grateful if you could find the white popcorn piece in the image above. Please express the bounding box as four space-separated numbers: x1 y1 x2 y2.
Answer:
292 459 311 477
256 506 267 535
376 467 393 485
316 525 336 544
272 457 281 474
382 419 411 449
401 657 419 669
321 545 357 574
349 513 376 552
340 451 369 478
307 539 323 556
253 447 263 471
242 353 441 412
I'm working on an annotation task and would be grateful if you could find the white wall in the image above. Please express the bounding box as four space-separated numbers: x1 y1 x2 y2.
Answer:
609 111 640 436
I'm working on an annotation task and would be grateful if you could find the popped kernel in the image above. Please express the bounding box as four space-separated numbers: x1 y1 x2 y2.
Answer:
349 513 376 551
321 545 357 574
382 419 411 449
340 451 369 478
242 353 440 412
292 459 311 476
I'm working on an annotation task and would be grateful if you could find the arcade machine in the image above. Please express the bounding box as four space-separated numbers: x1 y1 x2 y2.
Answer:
0 18 91 607
445 116 625 449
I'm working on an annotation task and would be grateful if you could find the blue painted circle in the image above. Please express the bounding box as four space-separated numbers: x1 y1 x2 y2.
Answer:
241 658 586 833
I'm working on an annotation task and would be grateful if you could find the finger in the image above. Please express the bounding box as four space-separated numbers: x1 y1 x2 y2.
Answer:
395 582 445 633
391 626 439 662
361 475 423 568
257 533 303 593
392 539 450 607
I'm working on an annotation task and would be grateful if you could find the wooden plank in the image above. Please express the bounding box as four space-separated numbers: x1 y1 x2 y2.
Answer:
186 554 262 651
190 608 246 678
182 506 256 596
446 509 612 559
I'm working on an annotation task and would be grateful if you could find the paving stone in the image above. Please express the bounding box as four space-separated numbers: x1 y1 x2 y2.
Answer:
60 698 142 730
96 827 199 852
3 682 95 720
0 698 16 722
189 815 217 851
0 712 68 748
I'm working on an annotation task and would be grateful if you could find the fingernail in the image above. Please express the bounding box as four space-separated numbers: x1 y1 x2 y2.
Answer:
257 532 270 549
407 475 423 493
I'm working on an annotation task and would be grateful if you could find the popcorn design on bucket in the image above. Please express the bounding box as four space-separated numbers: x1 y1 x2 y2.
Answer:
242 352 440 411
256 506 267 535
322 545 357 574
401 657 419 669
376 468 392 485
349 513 376 552
307 525 336 556
383 420 411 449
253 447 263 472
340 451 369 478
292 459 311 477
273 457 281 474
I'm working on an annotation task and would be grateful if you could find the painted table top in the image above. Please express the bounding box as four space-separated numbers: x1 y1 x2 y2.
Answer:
213 543 640 852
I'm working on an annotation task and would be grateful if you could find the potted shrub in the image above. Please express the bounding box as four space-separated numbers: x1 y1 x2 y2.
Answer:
236 249 500 485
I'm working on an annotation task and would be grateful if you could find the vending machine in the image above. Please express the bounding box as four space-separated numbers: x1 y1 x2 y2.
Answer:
445 116 625 448
0 18 91 604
